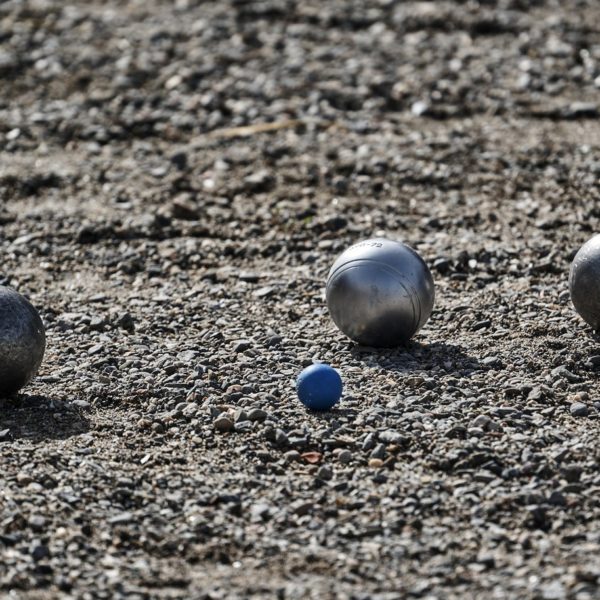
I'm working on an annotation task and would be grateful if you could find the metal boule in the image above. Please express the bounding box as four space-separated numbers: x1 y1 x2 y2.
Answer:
570 234 600 331
325 238 435 347
0 286 45 396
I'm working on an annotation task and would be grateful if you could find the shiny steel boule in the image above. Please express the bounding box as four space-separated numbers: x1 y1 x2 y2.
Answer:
326 238 435 347
0 286 45 396
570 234 600 330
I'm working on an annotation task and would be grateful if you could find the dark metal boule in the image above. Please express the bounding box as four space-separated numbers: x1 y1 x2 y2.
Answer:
570 234 600 331
325 238 435 347
0 286 45 396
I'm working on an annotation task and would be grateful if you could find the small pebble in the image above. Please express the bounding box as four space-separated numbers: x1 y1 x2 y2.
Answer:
337 449 353 464
570 402 588 417
316 465 333 480
213 414 234 432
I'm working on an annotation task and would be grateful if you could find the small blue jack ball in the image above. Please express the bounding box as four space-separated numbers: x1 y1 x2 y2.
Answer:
296 364 343 411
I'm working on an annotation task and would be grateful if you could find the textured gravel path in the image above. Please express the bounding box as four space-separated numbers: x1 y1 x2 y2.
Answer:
2 1 600 598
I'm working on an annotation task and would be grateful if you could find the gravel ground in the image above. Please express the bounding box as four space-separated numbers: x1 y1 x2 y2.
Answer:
2 0 600 598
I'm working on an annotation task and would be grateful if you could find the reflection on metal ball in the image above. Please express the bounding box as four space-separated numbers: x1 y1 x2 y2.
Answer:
326 238 435 347
0 286 45 396
570 234 600 331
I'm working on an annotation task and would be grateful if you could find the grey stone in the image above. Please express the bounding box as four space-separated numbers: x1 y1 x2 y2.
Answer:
570 402 589 417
